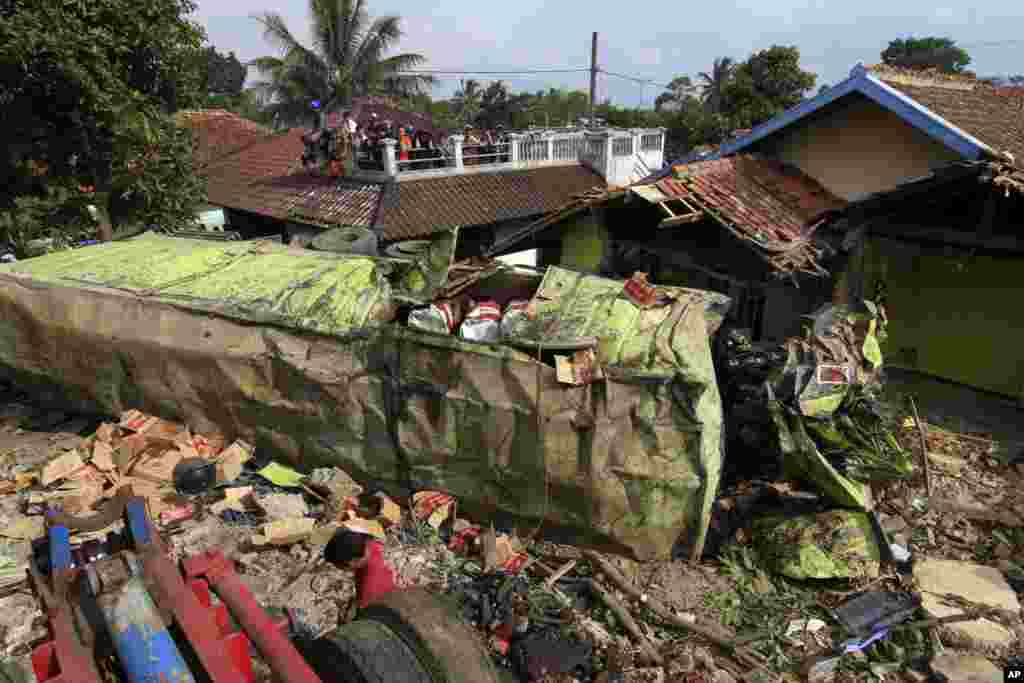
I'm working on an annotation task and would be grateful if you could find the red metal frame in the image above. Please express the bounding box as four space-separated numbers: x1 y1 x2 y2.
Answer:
31 557 292 683
183 551 322 683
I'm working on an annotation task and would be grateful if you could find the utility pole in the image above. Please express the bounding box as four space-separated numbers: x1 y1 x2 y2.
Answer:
589 32 598 128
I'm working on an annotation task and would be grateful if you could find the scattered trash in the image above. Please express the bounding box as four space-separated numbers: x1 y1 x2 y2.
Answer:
173 458 216 495
257 493 309 521
251 518 316 546
210 487 255 515
889 543 911 564
256 461 305 489
375 493 402 527
832 591 920 636
214 440 254 483
412 490 456 529
40 451 85 486
459 300 502 343
782 618 827 646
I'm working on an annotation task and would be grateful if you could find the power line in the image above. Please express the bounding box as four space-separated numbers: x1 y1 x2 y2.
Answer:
396 68 590 75
599 69 676 91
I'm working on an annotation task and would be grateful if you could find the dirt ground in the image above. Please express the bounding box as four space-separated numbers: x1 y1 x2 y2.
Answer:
0 383 1021 683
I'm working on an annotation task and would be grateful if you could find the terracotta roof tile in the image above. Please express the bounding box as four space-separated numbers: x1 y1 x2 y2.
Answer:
203 128 311 218
869 65 1024 161
375 166 605 242
656 156 845 247
204 129 604 240
176 109 273 168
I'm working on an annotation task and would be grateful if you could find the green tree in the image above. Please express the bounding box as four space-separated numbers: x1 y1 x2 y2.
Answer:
0 0 208 256
452 79 483 125
251 0 434 128
881 37 971 74
205 47 247 95
204 90 276 127
699 57 735 114
654 76 697 113
720 45 816 128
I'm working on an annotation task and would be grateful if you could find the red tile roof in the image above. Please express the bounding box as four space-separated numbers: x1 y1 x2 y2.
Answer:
647 155 846 272
176 110 273 168
204 127 605 240
868 65 1024 162
375 166 606 241
203 128 309 219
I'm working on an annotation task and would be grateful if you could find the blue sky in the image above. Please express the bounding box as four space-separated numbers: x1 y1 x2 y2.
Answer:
193 0 1024 107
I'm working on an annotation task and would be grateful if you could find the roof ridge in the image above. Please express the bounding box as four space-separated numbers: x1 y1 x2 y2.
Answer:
866 63 978 91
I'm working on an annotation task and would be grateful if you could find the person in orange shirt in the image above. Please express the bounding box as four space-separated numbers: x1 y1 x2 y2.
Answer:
398 127 412 164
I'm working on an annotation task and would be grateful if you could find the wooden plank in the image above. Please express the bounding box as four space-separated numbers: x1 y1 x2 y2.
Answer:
659 212 704 227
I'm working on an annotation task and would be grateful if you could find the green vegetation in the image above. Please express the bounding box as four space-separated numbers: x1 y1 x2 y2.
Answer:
0 0 208 256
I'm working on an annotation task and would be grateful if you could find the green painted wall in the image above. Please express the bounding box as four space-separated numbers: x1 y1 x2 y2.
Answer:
862 236 1024 400
559 212 608 273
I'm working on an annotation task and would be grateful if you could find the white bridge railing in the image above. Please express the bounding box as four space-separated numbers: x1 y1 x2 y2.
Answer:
357 128 665 186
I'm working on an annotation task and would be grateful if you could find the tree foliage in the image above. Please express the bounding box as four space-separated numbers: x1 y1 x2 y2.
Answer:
720 46 816 128
654 76 697 113
205 46 247 95
251 0 435 127
699 58 735 114
881 37 971 74
205 90 277 127
452 79 483 125
0 0 208 256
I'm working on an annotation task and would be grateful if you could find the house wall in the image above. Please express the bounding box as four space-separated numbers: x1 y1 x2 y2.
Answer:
559 209 610 273
756 95 960 200
861 235 1024 400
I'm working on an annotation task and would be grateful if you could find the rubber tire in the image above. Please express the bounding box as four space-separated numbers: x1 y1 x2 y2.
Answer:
299 619 433 683
383 240 432 260
310 227 378 256
359 588 501 683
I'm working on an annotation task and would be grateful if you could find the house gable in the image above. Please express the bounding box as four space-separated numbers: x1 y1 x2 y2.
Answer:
715 65 992 162
750 93 961 200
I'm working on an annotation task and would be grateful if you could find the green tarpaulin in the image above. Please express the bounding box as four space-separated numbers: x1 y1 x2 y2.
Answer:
0 233 729 560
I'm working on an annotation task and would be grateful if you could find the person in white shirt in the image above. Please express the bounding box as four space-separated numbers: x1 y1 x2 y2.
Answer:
340 111 355 133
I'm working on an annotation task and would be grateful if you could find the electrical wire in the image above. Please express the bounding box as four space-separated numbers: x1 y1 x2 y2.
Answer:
599 69 676 91
395 68 590 75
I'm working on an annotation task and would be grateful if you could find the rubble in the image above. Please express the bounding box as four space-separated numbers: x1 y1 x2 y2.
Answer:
914 559 1020 652
929 653 1003 682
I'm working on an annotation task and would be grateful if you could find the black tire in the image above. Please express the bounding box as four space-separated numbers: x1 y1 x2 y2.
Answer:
383 240 432 260
310 227 379 256
298 619 433 683
359 588 501 683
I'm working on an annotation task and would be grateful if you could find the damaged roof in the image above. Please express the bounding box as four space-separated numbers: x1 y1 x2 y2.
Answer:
638 155 846 274
203 129 604 240
176 110 273 168
872 65 1024 163
375 166 606 242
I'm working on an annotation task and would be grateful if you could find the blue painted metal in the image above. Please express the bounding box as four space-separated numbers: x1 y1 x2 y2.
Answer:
100 575 196 683
125 499 151 548
47 525 72 572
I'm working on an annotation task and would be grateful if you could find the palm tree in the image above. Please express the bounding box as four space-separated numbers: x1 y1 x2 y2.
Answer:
250 0 435 127
698 57 735 114
451 79 483 125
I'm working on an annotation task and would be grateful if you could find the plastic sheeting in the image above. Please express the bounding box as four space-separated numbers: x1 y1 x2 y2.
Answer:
0 234 729 560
